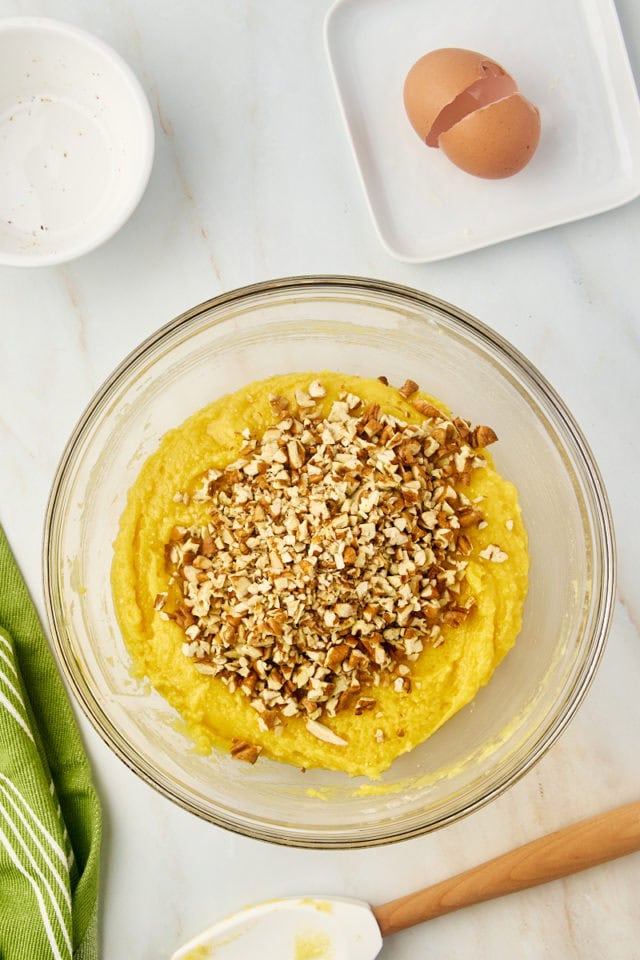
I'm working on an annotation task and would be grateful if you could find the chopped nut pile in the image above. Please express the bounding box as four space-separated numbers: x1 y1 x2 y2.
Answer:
156 379 498 734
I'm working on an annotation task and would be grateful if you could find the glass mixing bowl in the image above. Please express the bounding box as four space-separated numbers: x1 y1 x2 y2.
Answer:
43 276 615 848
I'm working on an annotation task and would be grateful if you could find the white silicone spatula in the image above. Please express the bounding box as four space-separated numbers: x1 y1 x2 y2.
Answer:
171 800 640 959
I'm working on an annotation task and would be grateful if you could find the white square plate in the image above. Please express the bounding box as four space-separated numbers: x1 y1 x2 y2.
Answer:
325 0 640 262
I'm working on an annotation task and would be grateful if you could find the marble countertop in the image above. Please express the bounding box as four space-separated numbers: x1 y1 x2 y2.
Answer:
1 1 639 957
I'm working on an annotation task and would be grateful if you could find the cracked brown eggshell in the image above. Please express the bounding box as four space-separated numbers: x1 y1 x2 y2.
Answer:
403 47 541 179
439 92 541 179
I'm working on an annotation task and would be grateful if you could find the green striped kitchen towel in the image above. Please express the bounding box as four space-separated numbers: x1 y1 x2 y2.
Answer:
0 524 101 960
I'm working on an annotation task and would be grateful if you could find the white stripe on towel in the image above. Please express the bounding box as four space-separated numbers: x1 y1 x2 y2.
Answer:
0 797 72 955
0 823 69 960
0 780 71 908
0 773 68 867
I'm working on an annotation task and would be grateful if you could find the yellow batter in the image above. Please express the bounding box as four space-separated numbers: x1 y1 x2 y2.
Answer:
111 373 528 778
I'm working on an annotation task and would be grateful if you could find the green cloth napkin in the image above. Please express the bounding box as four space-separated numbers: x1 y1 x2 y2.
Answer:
0 524 101 960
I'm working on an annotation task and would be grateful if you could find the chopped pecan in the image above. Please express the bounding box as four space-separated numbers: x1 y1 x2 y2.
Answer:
412 398 444 419
230 740 262 763
162 376 499 728
473 425 498 448
398 379 419 398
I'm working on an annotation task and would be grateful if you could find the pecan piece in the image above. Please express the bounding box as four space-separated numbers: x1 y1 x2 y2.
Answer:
230 740 262 764
473 425 498 448
412 398 444 419
399 378 419 398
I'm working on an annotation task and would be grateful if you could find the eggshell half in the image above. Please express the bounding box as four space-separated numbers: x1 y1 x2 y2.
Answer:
403 48 509 142
438 93 541 179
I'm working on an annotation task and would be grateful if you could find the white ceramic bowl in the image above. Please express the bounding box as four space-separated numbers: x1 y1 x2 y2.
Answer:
0 17 154 266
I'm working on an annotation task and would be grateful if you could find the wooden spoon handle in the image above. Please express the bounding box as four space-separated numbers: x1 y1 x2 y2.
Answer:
373 800 640 938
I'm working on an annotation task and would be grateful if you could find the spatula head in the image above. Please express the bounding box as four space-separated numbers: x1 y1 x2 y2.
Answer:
171 896 383 960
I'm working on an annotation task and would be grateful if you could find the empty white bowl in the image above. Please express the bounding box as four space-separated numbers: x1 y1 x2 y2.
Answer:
0 17 154 266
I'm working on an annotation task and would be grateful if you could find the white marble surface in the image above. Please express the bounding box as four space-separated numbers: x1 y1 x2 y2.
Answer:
1 2 639 958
